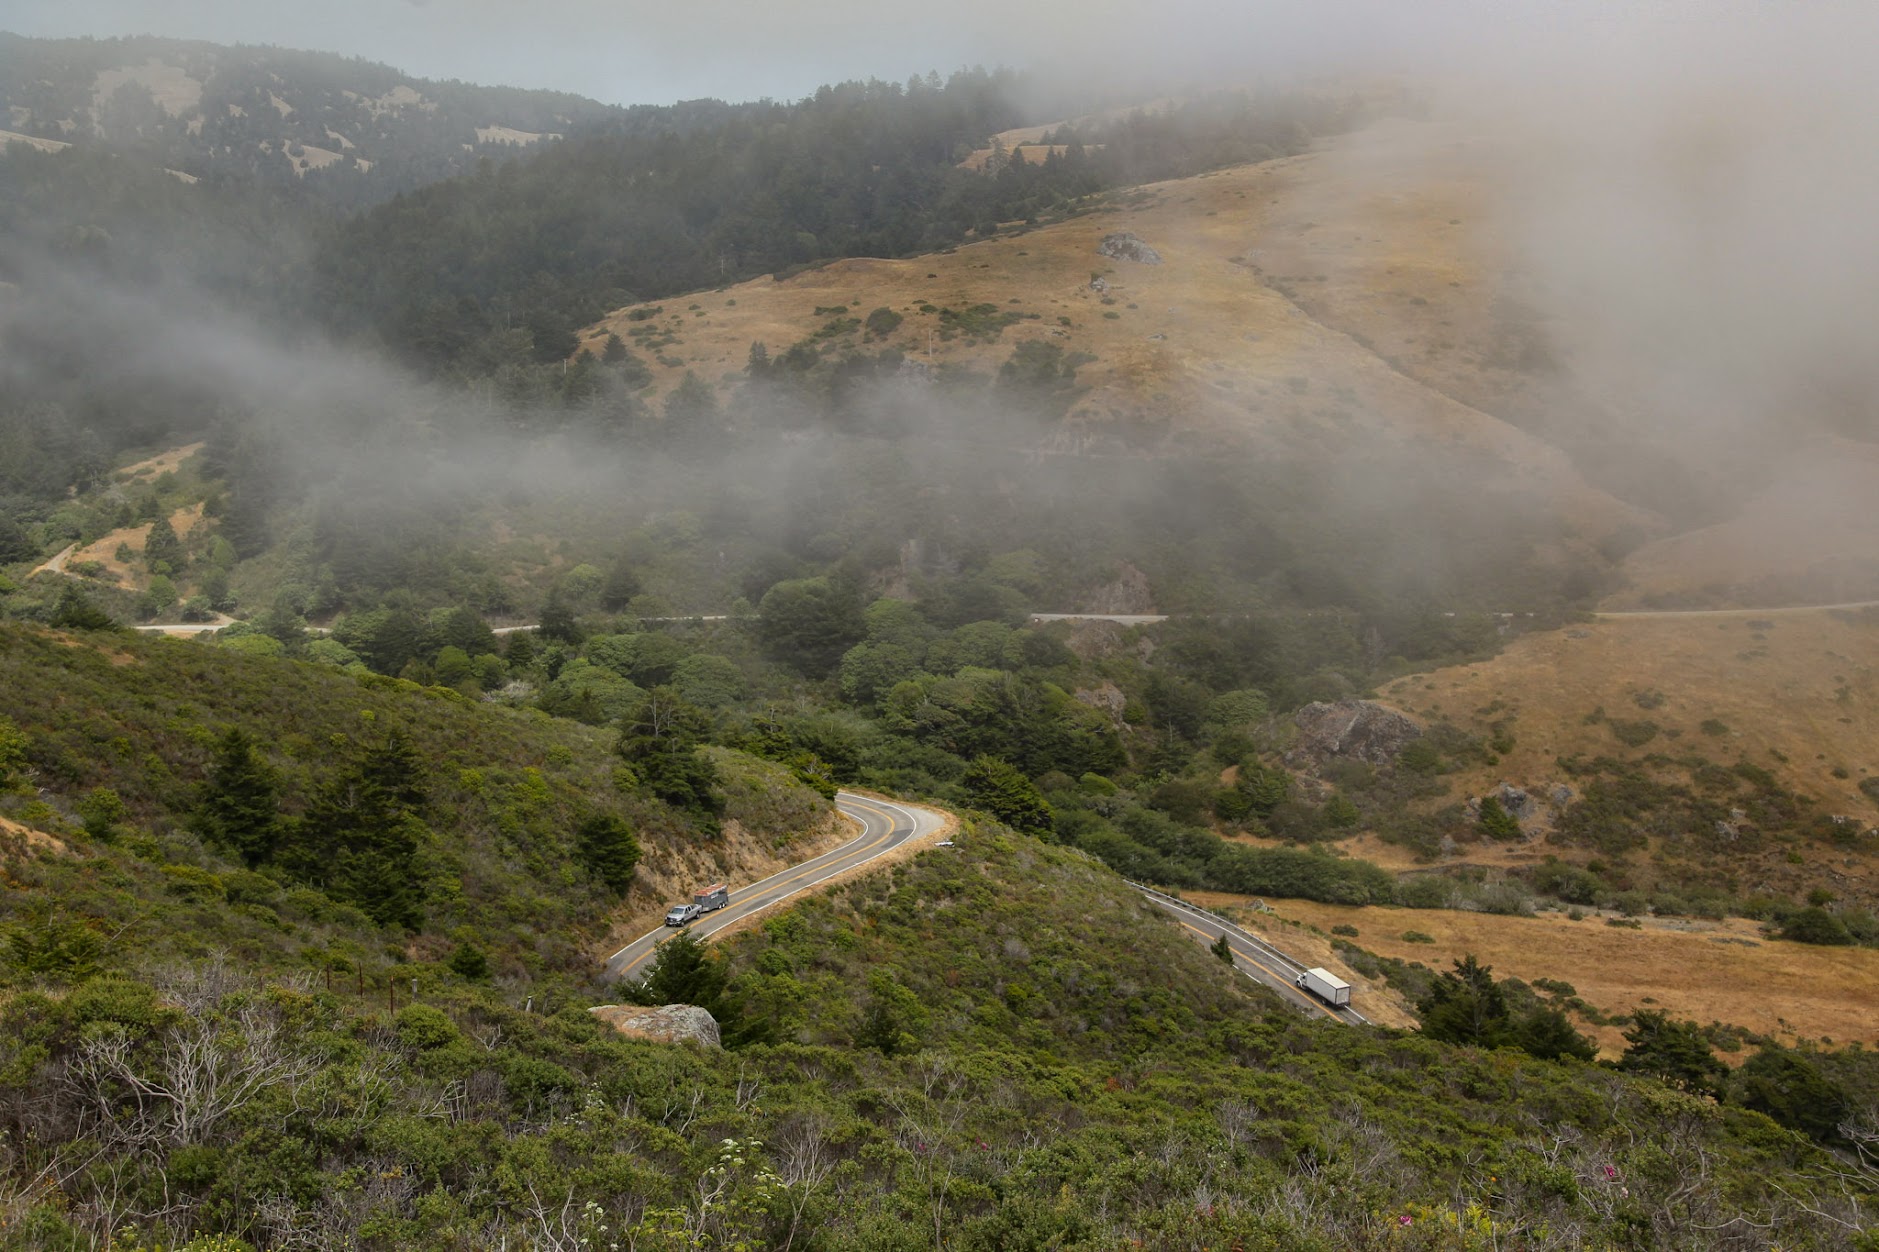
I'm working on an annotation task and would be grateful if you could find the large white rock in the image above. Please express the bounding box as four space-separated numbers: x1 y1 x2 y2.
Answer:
588 1003 722 1048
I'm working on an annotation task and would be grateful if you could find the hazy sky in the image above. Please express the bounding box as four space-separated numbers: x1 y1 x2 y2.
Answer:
8 0 1488 105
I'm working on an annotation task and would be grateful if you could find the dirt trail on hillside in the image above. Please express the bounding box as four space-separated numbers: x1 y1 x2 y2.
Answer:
31 544 77 577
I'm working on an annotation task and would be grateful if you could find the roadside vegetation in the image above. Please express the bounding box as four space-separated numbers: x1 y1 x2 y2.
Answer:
2 34 1877 1248
5 798 1877 1248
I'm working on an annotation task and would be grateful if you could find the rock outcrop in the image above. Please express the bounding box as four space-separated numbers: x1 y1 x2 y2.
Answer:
588 1003 721 1048
1098 232 1163 265
1074 681 1128 725
1287 700 1422 768
1493 783 1537 822
1087 561 1155 614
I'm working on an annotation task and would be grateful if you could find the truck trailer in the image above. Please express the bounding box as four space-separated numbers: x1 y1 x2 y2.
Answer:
694 883 730 913
1295 967 1352 1007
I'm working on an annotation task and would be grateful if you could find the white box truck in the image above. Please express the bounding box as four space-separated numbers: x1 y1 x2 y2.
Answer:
1295 967 1352 1007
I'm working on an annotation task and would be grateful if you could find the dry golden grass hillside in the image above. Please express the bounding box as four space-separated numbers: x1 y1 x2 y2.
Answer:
1604 436 1879 610
578 118 1641 542
66 502 206 591
1381 609 1879 821
1189 889 1879 1056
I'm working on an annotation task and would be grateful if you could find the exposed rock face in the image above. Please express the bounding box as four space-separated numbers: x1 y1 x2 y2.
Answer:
1494 783 1536 822
588 1003 721 1048
1098 232 1163 265
1074 681 1128 725
1287 700 1422 768
1087 562 1155 613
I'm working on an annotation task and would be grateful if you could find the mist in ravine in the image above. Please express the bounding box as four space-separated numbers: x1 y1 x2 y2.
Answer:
6 0 1875 616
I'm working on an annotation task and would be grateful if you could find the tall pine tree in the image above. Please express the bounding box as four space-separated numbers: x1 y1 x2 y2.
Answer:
284 730 428 928
195 727 280 867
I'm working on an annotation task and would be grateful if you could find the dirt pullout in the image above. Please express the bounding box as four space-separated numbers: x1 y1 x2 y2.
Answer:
119 442 205 480
30 544 77 577
1193 891 1879 1058
601 806 858 954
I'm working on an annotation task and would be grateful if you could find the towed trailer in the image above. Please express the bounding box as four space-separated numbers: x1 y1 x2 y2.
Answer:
1295 967 1352 1008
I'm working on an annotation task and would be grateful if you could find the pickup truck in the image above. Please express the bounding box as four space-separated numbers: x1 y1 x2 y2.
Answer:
664 903 702 926
1295 967 1352 1007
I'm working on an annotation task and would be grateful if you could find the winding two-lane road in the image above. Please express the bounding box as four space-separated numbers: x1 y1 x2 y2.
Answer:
604 791 947 982
603 789 1365 1028
1132 883 1370 1025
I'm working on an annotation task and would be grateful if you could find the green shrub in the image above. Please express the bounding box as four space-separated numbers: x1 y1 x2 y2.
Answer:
160 864 226 902
1608 719 1660 747
1779 906 1854 946
1477 794 1521 840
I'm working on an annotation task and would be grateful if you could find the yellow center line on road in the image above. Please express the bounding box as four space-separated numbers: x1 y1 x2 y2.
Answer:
613 799 905 978
725 799 891 904
1176 918 1342 1022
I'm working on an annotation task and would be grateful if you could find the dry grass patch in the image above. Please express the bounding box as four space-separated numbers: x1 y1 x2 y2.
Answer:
1378 609 1879 824
1194 891 1879 1057
1605 435 1879 609
0 815 71 861
68 502 208 589
573 123 1640 538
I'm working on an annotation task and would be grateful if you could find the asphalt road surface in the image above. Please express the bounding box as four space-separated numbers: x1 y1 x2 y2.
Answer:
603 791 946 983
1132 884 1369 1025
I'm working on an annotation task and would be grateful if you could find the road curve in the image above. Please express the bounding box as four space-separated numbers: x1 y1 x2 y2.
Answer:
603 791 947 983
1131 883 1368 1026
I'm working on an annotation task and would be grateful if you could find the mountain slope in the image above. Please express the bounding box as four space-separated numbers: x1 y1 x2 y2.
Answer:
0 620 840 982
0 32 622 205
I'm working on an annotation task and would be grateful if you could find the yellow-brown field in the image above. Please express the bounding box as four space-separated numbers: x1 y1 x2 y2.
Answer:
1379 608 1879 829
1188 889 1879 1057
67 503 208 591
578 118 1635 537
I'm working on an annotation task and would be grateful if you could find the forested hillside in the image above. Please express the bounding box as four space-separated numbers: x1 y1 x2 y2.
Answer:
0 33 620 205
313 79 1350 372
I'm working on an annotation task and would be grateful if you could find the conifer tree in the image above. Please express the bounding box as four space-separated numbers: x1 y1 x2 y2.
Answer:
143 514 182 571
196 727 280 867
961 755 1053 838
538 585 581 644
284 730 429 928
1618 1010 1728 1098
617 687 723 825
1416 954 1510 1048
1477 794 1522 840
576 813 641 893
